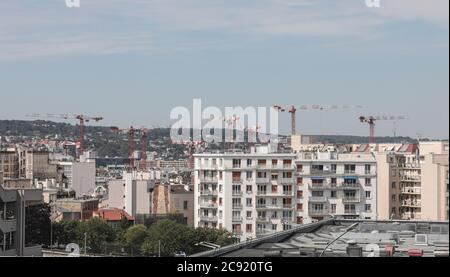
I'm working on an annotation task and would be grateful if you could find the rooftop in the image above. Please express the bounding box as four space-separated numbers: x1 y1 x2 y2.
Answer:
191 219 449 258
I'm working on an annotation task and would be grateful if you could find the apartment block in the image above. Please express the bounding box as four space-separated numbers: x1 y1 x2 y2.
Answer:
376 142 449 221
194 145 297 242
106 171 153 217
59 160 96 197
295 146 377 224
1 171 43 257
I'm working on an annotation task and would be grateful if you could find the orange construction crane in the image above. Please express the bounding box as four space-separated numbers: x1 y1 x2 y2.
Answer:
27 113 103 156
359 115 408 144
274 104 363 136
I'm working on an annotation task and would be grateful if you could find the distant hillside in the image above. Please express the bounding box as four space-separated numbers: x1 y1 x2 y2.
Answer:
0 119 426 147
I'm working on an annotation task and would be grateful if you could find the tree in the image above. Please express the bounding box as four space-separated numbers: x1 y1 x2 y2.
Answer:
77 218 116 254
25 203 51 246
141 220 193 256
54 220 80 247
123 225 147 255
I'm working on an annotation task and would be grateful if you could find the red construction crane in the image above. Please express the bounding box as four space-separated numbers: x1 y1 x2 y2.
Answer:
359 115 408 144
27 113 103 156
274 104 363 136
111 126 149 170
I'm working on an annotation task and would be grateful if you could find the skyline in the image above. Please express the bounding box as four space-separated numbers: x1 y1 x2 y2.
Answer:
0 0 448 139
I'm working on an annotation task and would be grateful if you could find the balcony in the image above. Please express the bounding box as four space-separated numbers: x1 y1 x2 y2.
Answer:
309 209 329 216
256 191 267 196
256 204 268 209
401 200 422 208
256 216 269 222
232 204 243 210
283 191 294 196
401 187 421 195
281 178 294 184
232 217 243 223
310 169 337 175
199 190 218 196
402 212 422 220
199 216 218 222
232 191 243 197
339 183 361 189
0 219 16 233
342 197 361 203
199 202 218 209
199 177 218 183
400 176 421 182
309 197 327 203
256 178 270 184
344 210 357 215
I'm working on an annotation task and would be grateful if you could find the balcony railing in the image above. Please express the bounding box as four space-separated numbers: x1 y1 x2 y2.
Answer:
199 216 218 222
400 176 421 182
256 178 270 184
199 202 218 209
199 190 218 196
232 204 243 210
309 197 327 203
232 191 243 196
256 216 269 222
401 200 422 207
344 210 357 215
232 217 243 223
199 177 218 183
283 191 294 196
309 209 329 216
401 187 421 195
342 197 361 203
340 183 361 189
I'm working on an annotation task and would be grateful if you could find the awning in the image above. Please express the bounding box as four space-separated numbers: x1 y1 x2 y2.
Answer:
344 176 358 180
311 177 325 180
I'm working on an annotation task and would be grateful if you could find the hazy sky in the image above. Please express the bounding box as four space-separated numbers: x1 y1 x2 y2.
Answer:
0 0 448 139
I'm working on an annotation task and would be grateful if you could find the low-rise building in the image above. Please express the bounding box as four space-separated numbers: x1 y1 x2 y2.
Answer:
1 171 43 257
53 197 99 222
93 208 134 230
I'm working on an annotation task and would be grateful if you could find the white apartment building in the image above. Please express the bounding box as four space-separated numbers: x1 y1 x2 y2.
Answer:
194 145 297 242
59 160 96 197
106 171 153 217
295 146 377 224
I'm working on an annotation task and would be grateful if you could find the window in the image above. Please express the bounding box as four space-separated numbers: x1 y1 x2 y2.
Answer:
391 207 396 214
272 224 277 231
365 204 372 212
297 203 303 211
246 185 252 193
297 178 303 185
331 204 337 214
247 159 253 166
331 164 337 173
365 191 371 199
246 224 253 233
271 211 278 219
283 172 292 178
258 159 267 166
365 164 371 174
246 211 252 219
331 178 337 185
365 178 371 186
272 159 278 166
183 201 188 210
297 190 303 198
330 191 337 198
257 171 267 178
391 182 396 189
272 185 278 193
233 159 241 168
297 164 303 172
271 198 278 206
271 173 279 180
246 198 252 207
246 171 253 180
392 195 396 201
344 164 356 174
232 172 242 182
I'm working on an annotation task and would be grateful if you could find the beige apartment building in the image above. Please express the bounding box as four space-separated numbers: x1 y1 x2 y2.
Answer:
377 141 449 221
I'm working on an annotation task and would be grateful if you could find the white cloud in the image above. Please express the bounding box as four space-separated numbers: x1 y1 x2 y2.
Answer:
0 0 448 60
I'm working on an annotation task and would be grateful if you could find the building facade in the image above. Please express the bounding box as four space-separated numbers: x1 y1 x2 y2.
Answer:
295 147 377 224
194 145 297 241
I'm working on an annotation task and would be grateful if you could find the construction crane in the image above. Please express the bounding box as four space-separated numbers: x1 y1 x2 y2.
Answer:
274 104 363 136
27 113 103 156
110 126 149 170
222 116 240 149
359 115 408 144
